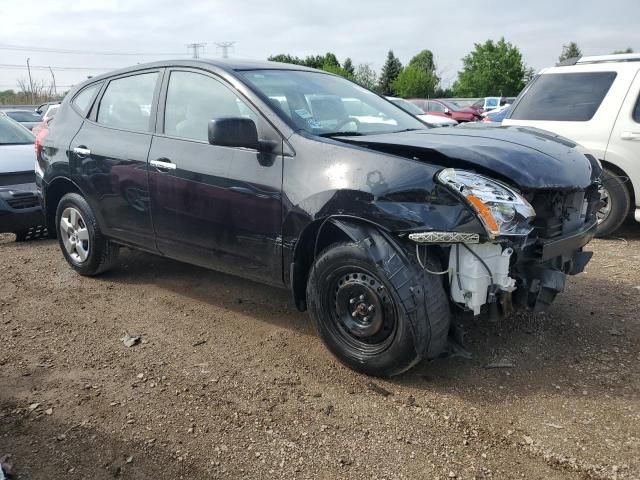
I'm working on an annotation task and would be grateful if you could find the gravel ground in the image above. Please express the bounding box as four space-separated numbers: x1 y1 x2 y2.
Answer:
1 224 638 479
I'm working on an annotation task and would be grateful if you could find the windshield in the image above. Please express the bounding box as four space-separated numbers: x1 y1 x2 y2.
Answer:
0 115 35 144
239 70 426 136
6 111 42 123
440 100 462 111
390 98 425 116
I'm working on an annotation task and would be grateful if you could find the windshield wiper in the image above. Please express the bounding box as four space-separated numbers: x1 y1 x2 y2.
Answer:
318 131 364 137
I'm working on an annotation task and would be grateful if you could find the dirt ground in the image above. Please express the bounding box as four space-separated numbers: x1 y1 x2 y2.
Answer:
1 223 638 480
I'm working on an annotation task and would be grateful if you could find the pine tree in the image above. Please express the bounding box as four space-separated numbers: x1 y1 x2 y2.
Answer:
343 57 355 76
377 50 403 95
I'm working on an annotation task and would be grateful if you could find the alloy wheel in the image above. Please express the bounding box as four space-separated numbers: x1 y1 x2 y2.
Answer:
60 207 90 263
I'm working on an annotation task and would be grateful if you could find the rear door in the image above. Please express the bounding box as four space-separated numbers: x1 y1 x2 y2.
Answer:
69 69 162 248
148 68 284 284
606 68 640 209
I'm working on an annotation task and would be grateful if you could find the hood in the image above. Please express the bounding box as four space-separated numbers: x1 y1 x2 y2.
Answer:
340 125 598 190
1 143 36 174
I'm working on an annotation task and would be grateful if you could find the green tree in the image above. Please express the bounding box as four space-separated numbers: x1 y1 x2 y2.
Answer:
452 38 529 97
377 50 403 95
558 41 582 63
268 54 305 65
321 63 353 80
612 47 634 54
392 66 438 98
353 63 378 90
343 57 355 76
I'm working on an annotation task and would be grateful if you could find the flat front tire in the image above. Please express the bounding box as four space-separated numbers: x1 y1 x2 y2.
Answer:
306 241 450 377
55 193 118 276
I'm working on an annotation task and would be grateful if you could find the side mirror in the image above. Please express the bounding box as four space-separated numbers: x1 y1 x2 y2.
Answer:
208 117 259 150
444 108 450 114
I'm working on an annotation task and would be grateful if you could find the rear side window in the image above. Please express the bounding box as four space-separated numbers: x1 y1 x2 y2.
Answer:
97 72 158 131
72 83 101 115
510 72 617 121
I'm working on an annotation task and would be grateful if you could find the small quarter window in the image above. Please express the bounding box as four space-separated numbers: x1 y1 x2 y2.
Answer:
97 72 158 131
633 92 640 123
72 83 101 115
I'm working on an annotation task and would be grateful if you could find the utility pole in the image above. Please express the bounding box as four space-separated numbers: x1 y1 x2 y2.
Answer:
26 58 34 104
186 43 206 59
48 66 57 98
215 41 236 59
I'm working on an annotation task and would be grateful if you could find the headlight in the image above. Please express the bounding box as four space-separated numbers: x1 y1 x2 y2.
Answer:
437 168 535 238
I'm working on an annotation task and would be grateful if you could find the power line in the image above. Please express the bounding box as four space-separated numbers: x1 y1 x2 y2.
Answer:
0 43 187 56
0 63 115 71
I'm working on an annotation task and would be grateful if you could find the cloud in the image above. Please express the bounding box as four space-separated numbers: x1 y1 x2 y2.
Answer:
0 0 638 91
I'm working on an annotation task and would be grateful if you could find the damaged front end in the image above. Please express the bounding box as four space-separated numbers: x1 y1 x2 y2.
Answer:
405 168 600 317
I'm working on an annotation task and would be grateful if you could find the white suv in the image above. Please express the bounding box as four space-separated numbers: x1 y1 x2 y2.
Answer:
504 54 640 236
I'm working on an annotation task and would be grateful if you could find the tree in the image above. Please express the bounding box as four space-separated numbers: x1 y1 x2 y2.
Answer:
452 38 529 97
391 49 440 97
612 47 634 54
343 57 355 76
321 63 353 80
377 50 403 95
268 54 305 65
353 63 378 90
558 42 582 63
392 66 438 98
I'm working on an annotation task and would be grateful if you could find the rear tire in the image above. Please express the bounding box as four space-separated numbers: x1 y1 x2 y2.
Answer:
596 168 630 237
55 193 118 276
306 240 450 377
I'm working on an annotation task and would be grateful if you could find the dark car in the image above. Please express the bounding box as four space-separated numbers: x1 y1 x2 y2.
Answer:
3 109 43 131
409 98 482 122
37 59 601 377
0 113 46 240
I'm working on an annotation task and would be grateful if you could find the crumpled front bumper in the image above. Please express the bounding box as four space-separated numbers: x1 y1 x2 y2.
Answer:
0 183 45 234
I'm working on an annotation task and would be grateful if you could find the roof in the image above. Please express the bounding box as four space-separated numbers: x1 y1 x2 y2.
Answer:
559 53 640 66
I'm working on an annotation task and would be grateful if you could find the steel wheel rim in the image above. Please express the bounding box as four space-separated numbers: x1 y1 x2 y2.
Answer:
597 185 612 224
60 207 90 263
328 268 397 355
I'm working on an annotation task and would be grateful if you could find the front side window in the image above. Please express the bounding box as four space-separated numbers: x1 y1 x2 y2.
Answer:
73 83 102 115
97 72 158 131
164 71 257 142
239 70 425 136
510 71 617 121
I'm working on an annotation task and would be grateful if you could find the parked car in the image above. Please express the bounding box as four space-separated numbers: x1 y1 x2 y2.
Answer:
482 106 512 123
504 53 640 236
38 59 600 377
3 109 43 130
386 97 458 126
409 98 482 122
0 113 46 240
470 97 517 114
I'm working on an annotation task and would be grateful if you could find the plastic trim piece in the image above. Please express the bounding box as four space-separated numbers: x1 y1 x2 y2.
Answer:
408 231 480 244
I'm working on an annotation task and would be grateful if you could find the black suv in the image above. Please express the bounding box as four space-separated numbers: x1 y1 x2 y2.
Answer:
37 59 601 376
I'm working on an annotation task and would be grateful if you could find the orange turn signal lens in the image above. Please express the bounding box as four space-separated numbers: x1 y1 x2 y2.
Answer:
466 194 499 235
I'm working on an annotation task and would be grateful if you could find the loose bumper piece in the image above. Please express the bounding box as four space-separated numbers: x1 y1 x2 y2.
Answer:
408 231 480 244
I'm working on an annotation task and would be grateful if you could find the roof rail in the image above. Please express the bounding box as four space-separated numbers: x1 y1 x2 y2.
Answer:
575 53 640 64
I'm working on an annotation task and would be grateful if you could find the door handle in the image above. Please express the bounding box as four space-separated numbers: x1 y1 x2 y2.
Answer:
73 146 91 158
150 158 177 171
621 131 640 140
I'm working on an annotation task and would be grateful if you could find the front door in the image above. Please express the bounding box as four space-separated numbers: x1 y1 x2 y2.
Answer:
148 69 284 285
69 70 161 248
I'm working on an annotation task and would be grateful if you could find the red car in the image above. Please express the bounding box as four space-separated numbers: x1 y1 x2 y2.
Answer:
408 98 481 122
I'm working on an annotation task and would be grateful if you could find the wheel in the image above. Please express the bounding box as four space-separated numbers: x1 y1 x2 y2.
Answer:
306 241 450 377
596 168 630 237
55 193 118 276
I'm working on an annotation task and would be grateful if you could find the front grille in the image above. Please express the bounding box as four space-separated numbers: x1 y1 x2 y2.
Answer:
526 185 599 239
7 194 39 210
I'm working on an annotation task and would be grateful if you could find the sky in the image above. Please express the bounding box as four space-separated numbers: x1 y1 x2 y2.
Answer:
0 0 639 93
